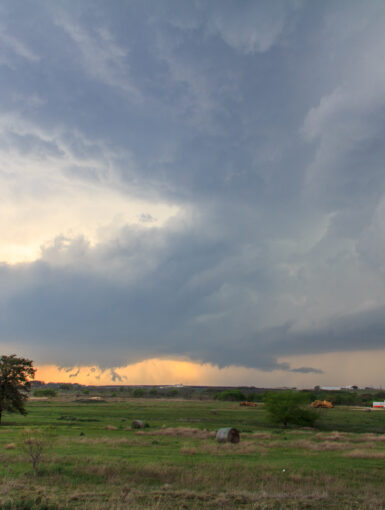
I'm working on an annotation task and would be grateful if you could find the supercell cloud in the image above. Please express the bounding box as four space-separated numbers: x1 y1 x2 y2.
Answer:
1 0 385 375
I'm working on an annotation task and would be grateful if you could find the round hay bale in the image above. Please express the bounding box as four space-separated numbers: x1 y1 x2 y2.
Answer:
216 427 240 443
132 419 147 429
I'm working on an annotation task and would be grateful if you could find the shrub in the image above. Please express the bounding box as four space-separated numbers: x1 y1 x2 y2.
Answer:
18 429 54 476
166 389 179 397
264 391 317 428
33 389 57 397
247 392 265 402
214 390 246 401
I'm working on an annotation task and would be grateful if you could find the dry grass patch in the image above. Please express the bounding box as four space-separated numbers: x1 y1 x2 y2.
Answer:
267 439 353 451
315 431 348 441
5 460 385 509
70 437 152 447
180 440 259 456
104 425 118 431
250 432 271 440
288 429 314 435
81 462 182 486
343 449 385 459
3 443 16 450
309 441 353 451
359 433 385 442
136 427 216 439
179 446 199 455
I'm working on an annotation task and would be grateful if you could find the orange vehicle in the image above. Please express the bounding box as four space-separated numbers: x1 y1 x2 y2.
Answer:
311 400 334 408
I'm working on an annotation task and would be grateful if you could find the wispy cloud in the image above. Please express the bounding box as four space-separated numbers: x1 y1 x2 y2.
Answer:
56 16 140 98
0 26 39 62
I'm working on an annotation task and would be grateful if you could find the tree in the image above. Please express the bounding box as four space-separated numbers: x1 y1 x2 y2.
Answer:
0 354 35 425
214 389 246 401
264 391 317 428
18 428 55 476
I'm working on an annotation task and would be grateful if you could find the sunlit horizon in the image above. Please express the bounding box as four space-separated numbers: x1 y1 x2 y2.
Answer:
33 349 385 389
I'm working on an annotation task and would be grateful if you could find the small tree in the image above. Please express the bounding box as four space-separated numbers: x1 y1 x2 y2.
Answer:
264 391 317 428
18 428 53 476
0 355 35 425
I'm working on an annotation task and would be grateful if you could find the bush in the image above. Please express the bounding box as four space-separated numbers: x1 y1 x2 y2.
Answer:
264 391 317 428
133 388 145 397
166 389 179 397
214 390 246 401
33 389 57 397
247 392 265 402
18 428 54 476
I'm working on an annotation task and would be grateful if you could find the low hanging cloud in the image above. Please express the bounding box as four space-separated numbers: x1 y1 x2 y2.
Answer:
290 367 323 375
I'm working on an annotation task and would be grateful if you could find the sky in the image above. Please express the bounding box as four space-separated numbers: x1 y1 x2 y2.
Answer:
1 0 385 387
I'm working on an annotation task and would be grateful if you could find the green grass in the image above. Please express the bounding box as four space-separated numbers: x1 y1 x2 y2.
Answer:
0 397 384 509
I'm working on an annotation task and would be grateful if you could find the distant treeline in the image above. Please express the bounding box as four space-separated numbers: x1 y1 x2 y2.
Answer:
214 388 385 406
31 381 385 406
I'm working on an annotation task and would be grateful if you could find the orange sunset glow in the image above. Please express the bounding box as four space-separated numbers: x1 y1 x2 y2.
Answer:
35 349 385 388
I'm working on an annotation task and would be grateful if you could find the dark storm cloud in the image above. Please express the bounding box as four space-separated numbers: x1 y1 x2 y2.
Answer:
290 367 323 375
1 0 385 373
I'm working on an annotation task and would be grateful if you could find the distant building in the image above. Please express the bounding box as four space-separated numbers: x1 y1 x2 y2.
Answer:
320 386 341 391
372 401 385 409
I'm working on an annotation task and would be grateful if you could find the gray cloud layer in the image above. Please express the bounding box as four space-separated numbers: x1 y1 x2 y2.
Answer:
1 0 385 372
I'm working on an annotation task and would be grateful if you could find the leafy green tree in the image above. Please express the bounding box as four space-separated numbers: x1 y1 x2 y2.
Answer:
214 389 246 401
0 355 35 425
247 391 265 402
264 391 317 428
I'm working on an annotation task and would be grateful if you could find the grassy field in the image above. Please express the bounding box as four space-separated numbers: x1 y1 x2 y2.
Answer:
0 397 385 509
